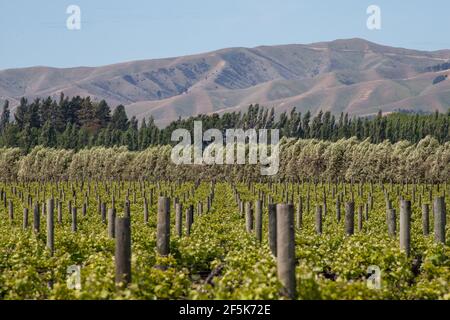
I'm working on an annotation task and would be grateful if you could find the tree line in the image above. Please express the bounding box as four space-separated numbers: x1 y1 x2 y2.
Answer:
1 95 449 152
0 136 448 183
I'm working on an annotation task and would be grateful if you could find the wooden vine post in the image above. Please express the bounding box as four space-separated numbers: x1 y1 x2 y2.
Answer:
345 202 355 236
157 197 170 256
400 200 411 256
268 204 277 257
276 203 296 299
433 197 446 244
115 217 131 286
47 198 54 256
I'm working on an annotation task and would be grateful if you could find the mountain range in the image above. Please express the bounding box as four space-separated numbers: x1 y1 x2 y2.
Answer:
1 38 450 126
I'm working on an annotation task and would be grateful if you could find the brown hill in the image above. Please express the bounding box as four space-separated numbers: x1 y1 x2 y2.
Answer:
1 38 450 126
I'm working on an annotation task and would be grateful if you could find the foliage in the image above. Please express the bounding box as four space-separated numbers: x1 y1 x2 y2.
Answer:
1 99 450 152
0 136 449 183
0 181 448 300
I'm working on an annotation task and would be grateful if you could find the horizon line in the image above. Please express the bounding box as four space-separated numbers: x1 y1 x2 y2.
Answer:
2 37 450 72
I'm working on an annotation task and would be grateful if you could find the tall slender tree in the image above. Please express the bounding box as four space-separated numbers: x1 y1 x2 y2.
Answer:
0 100 10 132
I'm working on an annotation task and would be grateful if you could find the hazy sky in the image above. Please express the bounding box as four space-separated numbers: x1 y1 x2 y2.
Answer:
1 0 449 70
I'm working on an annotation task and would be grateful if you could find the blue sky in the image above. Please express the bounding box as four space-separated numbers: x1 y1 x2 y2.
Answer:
0 0 449 70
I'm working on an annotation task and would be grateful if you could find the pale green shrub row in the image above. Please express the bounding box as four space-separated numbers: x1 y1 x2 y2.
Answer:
0 136 448 182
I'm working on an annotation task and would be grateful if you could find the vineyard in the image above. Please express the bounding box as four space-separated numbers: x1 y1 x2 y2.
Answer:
0 179 448 300
2 0 450 305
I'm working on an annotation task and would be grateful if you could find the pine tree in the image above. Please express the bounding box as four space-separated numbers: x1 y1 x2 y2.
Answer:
330 115 336 140
321 111 331 139
343 113 349 138
78 97 97 131
129 116 138 131
40 97 53 125
266 108 275 129
147 116 159 145
1 123 19 147
0 100 10 132
302 111 311 138
77 127 89 149
39 120 57 147
59 123 74 149
63 95 81 125
111 105 129 131
15 98 29 130
25 98 42 129
70 124 79 149
51 100 66 132
139 118 150 150
337 112 344 138
311 110 323 138
19 124 34 151
95 100 111 128
123 116 139 150
96 128 111 147
355 117 363 139
277 112 288 137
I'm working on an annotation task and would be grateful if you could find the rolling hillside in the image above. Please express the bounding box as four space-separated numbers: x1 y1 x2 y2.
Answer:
1 38 450 126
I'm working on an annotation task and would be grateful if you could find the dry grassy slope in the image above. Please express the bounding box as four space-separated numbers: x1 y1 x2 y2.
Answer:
1 38 450 126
